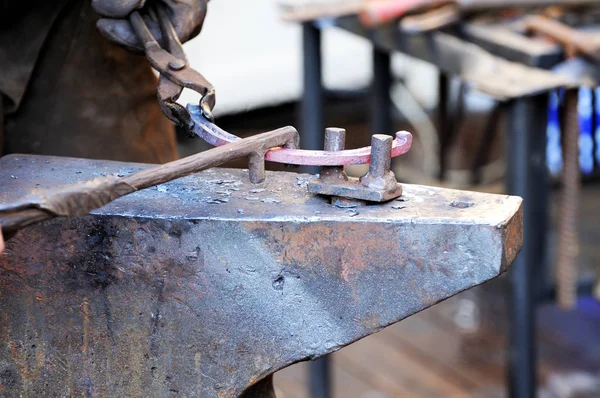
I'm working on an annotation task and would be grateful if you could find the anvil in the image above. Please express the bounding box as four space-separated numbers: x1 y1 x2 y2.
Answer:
0 154 522 397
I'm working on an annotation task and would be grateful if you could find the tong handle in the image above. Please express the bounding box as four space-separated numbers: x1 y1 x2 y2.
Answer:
129 8 216 122
129 10 158 49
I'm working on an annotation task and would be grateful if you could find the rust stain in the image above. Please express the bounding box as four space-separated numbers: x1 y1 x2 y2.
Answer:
195 352 202 396
81 297 90 353
79 296 98 395
248 223 407 282
358 312 381 329
501 203 524 272
9 340 45 380
0 311 9 341
218 388 234 397
340 254 352 283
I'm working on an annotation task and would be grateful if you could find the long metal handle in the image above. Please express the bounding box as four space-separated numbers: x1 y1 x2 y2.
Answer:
155 4 187 62
526 16 582 50
129 11 158 50
526 15 600 62
0 127 298 236
459 0 600 11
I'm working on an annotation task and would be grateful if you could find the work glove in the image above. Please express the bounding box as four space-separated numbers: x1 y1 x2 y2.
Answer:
92 0 209 52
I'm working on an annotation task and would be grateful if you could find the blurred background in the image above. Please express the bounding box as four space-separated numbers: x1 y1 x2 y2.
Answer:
176 1 600 397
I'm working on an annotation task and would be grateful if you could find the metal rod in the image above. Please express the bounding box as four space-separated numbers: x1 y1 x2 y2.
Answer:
471 102 503 185
437 72 450 181
321 128 347 180
505 94 549 398
189 107 412 166
371 47 392 136
301 22 325 175
309 356 332 398
324 127 346 152
0 95 4 155
0 126 298 236
556 90 580 309
369 134 393 177
302 21 332 398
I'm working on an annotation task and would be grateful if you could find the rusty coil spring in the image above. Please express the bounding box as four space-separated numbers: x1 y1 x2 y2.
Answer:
556 89 580 310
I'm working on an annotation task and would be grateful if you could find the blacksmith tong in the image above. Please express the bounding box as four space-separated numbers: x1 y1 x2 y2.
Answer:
129 4 216 129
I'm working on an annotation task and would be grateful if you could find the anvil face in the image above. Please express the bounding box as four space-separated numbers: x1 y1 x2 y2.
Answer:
0 155 522 397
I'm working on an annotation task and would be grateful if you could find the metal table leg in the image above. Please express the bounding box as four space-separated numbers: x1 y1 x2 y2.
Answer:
309 356 332 398
301 22 325 175
437 72 450 181
301 21 332 398
371 47 392 135
505 95 549 398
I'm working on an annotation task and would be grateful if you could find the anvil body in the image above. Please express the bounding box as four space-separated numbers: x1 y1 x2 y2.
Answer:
0 154 522 397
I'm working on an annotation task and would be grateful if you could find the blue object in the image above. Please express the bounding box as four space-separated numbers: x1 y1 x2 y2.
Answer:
546 89 562 176
578 87 594 175
595 87 600 168
315 18 335 29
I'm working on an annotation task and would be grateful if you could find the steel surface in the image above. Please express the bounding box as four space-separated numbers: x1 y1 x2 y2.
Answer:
0 154 522 397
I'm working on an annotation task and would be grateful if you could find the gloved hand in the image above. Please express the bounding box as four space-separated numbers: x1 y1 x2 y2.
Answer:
0 228 4 254
92 0 209 52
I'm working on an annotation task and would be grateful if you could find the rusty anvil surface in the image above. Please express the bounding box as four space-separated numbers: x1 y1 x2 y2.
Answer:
0 154 522 397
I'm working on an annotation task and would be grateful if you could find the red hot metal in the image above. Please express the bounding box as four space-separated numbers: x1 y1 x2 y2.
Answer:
189 105 413 166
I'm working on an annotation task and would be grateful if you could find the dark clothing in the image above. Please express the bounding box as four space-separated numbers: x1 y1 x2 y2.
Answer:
0 1 177 163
